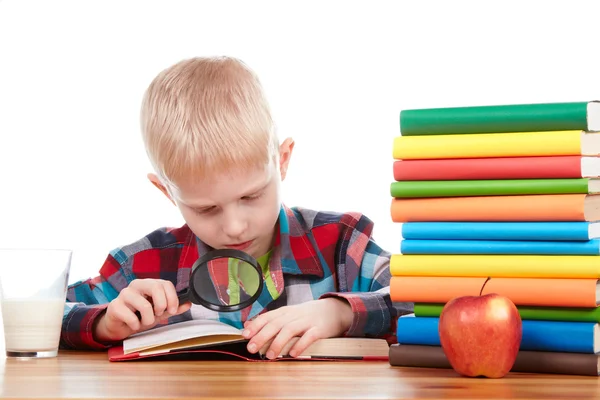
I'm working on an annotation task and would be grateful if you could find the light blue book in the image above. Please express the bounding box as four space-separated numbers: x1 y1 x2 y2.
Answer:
396 315 599 354
401 222 600 241
400 239 600 255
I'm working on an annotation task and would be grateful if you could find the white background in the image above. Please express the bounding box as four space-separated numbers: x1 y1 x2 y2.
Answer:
1 0 600 289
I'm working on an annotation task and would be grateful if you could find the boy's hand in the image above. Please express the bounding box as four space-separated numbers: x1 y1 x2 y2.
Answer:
93 279 191 342
242 298 354 359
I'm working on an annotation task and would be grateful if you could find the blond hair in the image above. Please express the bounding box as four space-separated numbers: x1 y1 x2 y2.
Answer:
140 56 278 188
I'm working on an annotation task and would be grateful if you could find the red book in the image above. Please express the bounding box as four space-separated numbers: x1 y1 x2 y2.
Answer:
393 156 600 181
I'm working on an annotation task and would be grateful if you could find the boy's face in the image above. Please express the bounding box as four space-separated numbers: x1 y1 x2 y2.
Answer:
149 138 294 259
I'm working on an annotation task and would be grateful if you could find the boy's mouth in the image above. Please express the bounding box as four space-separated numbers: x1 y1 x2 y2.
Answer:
224 240 253 251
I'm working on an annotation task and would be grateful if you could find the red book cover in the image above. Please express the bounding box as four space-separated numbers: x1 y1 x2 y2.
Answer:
393 156 588 181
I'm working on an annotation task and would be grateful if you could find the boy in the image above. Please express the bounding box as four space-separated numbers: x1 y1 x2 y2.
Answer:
60 56 412 359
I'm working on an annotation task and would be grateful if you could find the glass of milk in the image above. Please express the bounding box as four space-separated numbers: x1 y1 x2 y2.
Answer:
0 248 71 358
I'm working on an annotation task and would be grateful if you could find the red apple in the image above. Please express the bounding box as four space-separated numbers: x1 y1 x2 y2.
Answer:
438 293 522 378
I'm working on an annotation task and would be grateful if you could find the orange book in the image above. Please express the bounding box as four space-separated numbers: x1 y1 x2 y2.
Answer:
390 193 600 222
390 276 600 307
390 276 485 303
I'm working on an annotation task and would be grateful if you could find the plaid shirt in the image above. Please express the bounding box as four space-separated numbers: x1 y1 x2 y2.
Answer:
60 204 413 350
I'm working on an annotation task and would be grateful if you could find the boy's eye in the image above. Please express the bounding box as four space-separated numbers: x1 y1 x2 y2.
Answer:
242 193 262 201
195 206 216 215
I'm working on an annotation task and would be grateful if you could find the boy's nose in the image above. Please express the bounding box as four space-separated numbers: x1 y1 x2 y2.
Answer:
221 210 247 239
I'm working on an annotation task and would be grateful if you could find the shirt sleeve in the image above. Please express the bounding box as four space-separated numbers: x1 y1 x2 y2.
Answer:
60 253 128 350
320 214 413 342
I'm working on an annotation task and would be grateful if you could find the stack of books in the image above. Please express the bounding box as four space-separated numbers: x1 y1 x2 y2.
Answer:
388 101 600 376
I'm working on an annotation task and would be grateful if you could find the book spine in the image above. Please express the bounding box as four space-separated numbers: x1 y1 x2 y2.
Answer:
393 156 585 181
390 276 486 304
390 179 591 198
400 239 600 255
414 303 600 323
389 345 599 376
391 276 599 307
401 222 594 241
413 303 448 318
393 130 583 160
390 254 600 278
482 277 599 307
390 194 588 222
518 306 600 322
396 316 440 346
396 316 597 353
399 102 589 136
389 344 453 370
522 320 596 353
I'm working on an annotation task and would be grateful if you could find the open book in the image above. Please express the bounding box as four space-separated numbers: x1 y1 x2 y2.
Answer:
107 319 390 362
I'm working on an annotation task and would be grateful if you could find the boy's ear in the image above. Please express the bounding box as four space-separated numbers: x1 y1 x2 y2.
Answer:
279 137 294 180
147 173 176 206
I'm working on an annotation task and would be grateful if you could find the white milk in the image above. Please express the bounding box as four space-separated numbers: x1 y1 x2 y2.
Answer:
1 298 65 351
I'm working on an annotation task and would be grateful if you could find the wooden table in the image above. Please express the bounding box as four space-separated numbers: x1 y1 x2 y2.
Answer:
0 351 598 399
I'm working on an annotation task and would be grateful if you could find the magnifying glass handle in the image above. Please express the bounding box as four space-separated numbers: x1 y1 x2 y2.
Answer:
134 289 193 320
177 289 190 304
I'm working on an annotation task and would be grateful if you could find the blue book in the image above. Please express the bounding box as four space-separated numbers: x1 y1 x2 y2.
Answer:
401 222 600 241
396 315 599 353
400 239 600 255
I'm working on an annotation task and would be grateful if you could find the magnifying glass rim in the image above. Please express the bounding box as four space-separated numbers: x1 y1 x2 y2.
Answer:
188 248 264 312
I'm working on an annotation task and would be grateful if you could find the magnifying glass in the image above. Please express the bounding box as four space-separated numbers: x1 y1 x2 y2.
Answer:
135 248 264 319
176 248 264 312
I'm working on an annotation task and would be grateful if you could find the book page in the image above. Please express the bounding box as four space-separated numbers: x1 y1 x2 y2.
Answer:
123 319 243 354
139 335 247 356
264 337 390 359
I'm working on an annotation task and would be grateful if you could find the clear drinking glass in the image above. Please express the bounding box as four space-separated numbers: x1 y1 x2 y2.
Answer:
0 248 71 358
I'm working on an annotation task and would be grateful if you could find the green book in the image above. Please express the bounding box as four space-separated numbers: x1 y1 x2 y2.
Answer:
389 178 600 198
414 303 600 322
399 101 600 136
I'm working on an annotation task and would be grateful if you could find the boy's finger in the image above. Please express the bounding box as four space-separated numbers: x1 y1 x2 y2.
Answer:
277 337 300 358
264 322 304 360
242 309 279 338
246 316 287 354
129 278 158 294
161 280 180 315
121 292 156 326
287 327 320 358
109 302 141 332
175 302 192 315
258 338 274 355
150 284 168 316
155 302 192 324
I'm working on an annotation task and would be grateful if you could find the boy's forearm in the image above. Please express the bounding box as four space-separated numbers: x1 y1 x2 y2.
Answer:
60 303 113 350
91 312 114 343
322 297 354 333
320 290 412 340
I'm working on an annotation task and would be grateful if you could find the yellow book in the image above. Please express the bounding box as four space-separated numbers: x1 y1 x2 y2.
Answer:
393 130 600 160
390 254 600 278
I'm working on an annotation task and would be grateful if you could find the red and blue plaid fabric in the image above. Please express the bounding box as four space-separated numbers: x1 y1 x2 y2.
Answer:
60 204 413 350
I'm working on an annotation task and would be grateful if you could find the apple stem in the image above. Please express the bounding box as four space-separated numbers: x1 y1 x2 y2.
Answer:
480 277 491 296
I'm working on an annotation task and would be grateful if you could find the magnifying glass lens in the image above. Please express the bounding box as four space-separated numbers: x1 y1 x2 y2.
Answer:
191 256 262 308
